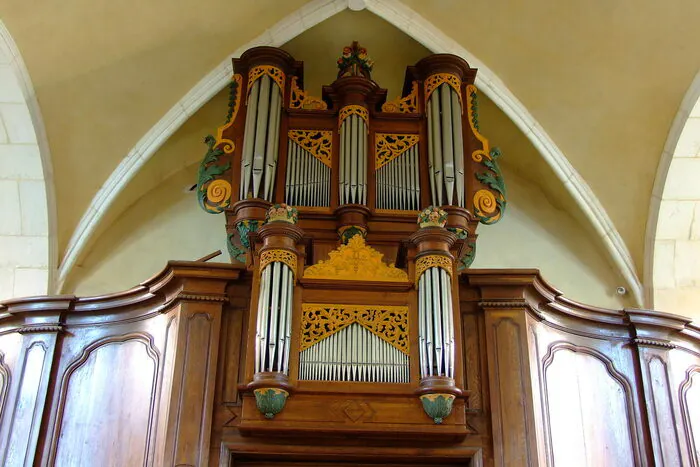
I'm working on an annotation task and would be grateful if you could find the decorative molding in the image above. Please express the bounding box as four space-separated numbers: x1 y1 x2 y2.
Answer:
16 324 64 334
382 81 418 113
247 65 285 100
260 249 297 277
338 104 368 127
415 254 453 284
288 130 333 167
632 338 676 349
177 293 228 303
479 300 527 308
374 133 419 169
289 76 328 110
303 234 408 282
300 303 409 354
424 73 462 110
60 0 644 308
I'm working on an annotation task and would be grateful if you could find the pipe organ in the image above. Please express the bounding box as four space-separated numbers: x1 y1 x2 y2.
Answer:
1 42 698 467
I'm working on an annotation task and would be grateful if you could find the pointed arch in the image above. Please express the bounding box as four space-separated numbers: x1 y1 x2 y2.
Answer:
647 67 700 317
0 20 57 299
57 0 643 306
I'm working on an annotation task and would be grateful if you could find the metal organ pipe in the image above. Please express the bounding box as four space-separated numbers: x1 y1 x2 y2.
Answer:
240 75 282 201
284 140 331 207
417 264 456 379
338 111 368 205
254 260 295 374
426 82 466 207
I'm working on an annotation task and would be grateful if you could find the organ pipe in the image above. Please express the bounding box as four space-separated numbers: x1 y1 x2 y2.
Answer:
426 83 466 208
417 260 455 379
240 75 282 201
338 110 368 205
284 140 331 207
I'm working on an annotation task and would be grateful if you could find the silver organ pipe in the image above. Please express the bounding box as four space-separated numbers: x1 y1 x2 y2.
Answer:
375 145 420 210
417 264 456 379
338 111 368 205
298 323 410 383
240 75 282 201
284 140 331 207
254 259 295 374
426 83 466 207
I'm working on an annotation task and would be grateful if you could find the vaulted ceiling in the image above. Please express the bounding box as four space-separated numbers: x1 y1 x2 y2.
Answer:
3 0 700 301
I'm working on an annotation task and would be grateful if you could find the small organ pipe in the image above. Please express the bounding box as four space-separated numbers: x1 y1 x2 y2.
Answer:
424 273 434 376
440 84 455 205
350 116 358 202
431 268 443 376
267 262 281 369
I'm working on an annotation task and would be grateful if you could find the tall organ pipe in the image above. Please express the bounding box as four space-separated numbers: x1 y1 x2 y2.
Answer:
426 82 466 207
255 259 295 374
240 75 282 201
338 111 368 205
417 263 456 379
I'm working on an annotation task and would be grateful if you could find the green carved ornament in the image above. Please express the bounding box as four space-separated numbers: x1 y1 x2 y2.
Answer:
254 388 289 419
475 147 506 225
196 135 231 214
419 393 455 424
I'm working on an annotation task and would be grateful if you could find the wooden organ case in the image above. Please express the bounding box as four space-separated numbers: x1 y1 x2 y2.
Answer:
196 43 506 448
1 44 699 467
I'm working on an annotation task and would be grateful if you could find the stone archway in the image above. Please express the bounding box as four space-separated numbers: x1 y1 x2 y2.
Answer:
0 21 56 299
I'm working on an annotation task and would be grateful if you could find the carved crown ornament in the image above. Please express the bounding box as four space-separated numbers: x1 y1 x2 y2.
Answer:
303 235 409 282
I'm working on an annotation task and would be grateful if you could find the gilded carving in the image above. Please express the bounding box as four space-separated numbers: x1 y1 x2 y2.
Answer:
300 303 409 354
215 74 243 154
415 254 453 284
288 130 333 167
382 81 419 113
289 76 328 110
260 249 297 277
247 65 286 100
375 133 420 169
424 73 463 110
303 234 408 282
339 104 369 128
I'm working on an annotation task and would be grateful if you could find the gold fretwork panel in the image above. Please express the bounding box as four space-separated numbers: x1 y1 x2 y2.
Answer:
260 249 297 277
375 133 420 170
382 81 419 113
415 254 453 284
338 105 369 128
424 73 463 112
466 84 490 163
215 74 243 154
288 130 333 167
289 76 328 110
247 65 286 100
303 234 408 282
300 303 409 355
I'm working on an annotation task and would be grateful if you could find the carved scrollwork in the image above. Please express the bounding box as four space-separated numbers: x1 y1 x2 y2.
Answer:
259 249 297 277
375 133 420 170
289 76 328 110
288 130 333 167
214 74 243 154
247 65 286 100
415 254 453 284
339 105 369 128
300 303 409 354
424 73 463 110
382 81 419 113
197 136 231 214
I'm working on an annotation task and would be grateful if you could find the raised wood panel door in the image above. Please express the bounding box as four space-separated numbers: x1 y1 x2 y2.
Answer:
52 334 159 466
680 368 700 465
542 343 636 467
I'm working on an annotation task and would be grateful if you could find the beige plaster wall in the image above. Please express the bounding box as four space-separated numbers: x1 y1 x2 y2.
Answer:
68 164 628 309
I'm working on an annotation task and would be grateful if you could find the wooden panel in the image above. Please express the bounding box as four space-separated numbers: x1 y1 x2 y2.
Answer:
680 367 700 465
0 350 10 424
3 342 46 466
154 313 179 467
542 343 635 467
646 356 682 466
52 334 159 466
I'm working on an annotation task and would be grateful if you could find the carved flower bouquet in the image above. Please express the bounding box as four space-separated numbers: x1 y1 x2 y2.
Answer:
418 206 448 228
